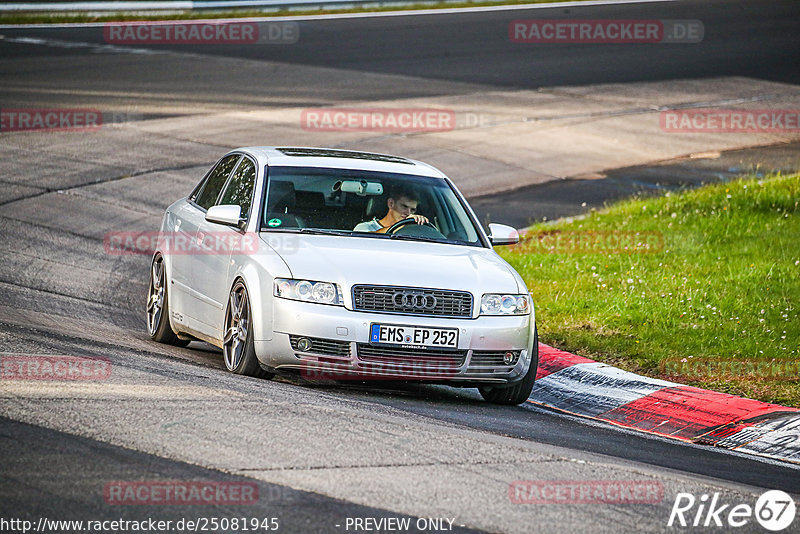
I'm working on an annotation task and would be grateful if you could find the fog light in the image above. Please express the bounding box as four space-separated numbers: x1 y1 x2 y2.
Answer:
503 352 515 365
296 337 312 351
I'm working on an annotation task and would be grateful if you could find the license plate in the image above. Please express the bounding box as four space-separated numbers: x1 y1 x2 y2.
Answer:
370 324 459 349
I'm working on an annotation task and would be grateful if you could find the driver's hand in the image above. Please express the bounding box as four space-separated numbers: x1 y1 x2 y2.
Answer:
410 214 429 225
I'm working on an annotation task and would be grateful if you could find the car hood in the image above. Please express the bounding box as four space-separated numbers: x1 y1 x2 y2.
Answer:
260 233 524 296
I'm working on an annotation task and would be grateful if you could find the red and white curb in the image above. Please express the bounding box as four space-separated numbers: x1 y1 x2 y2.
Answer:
529 344 800 465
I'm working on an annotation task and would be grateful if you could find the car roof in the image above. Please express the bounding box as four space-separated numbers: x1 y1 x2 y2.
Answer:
233 147 446 178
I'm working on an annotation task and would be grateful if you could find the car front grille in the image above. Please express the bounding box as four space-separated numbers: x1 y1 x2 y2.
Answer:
352 285 472 318
289 335 351 357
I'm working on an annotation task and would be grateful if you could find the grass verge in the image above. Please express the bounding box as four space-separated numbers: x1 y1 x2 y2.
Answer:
1 0 587 25
500 173 800 406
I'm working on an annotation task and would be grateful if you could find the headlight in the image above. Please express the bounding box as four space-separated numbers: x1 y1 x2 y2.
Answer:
480 294 531 316
274 278 343 306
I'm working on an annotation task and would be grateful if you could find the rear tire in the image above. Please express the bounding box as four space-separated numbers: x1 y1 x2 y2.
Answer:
147 254 190 347
223 280 274 379
479 326 538 405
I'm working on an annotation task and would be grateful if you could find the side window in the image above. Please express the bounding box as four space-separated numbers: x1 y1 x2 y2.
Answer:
218 157 257 220
194 154 240 210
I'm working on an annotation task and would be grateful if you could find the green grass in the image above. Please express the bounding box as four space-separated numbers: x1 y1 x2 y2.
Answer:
500 173 800 406
0 0 589 25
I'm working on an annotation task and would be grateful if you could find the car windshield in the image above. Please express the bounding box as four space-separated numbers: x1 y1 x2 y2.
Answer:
260 166 483 246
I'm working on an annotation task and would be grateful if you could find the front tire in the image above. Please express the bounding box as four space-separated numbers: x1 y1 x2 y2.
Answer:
223 280 274 379
479 326 538 405
147 254 190 347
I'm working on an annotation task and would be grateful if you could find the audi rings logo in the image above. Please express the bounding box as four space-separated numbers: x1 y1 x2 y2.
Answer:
393 291 438 310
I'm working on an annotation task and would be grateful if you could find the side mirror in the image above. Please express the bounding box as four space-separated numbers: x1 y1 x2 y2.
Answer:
206 204 243 228
488 223 519 246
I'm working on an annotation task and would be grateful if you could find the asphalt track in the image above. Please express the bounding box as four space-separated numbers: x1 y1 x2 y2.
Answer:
2 0 800 105
1 1 800 532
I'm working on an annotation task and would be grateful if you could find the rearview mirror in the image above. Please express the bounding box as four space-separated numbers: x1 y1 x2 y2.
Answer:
206 204 243 228
488 223 519 246
335 180 384 196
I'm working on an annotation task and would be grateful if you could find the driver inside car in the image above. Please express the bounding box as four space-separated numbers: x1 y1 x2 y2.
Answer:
353 186 429 233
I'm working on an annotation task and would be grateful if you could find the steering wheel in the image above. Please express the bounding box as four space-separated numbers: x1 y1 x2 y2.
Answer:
386 217 438 234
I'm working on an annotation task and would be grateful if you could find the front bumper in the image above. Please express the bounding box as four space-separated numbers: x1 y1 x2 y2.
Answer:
254 298 535 384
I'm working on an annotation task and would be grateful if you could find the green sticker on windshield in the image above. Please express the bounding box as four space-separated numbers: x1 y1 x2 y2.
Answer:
268 218 282 227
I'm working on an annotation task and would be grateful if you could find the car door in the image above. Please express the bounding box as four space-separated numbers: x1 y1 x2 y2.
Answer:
172 153 241 326
191 154 257 335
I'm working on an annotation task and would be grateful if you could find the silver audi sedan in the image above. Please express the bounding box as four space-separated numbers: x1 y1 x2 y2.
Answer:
147 147 538 404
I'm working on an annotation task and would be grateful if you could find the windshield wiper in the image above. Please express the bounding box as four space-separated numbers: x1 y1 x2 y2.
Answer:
299 228 353 236
298 228 363 237
387 234 448 244
261 228 352 236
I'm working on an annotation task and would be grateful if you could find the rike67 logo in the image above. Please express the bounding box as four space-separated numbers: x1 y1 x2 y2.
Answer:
668 490 796 531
